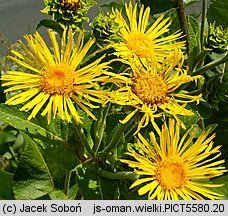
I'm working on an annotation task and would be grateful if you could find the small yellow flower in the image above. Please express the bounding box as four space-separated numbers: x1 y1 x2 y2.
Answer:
107 51 201 134
121 119 227 200
1 28 109 123
111 2 185 62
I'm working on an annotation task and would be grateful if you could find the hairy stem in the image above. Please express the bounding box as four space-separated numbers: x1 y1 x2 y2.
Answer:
176 0 189 54
200 0 207 51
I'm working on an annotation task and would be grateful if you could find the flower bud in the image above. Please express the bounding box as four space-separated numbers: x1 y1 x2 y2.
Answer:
41 0 96 30
205 22 228 53
61 0 80 12
91 12 121 46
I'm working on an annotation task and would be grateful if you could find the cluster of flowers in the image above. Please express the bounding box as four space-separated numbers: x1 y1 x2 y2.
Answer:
1 1 227 200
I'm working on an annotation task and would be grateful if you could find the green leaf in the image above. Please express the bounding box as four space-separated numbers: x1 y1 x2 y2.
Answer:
0 131 16 145
98 176 120 200
0 131 17 156
0 104 80 198
0 104 64 142
207 0 228 27
188 16 201 53
0 170 14 199
39 135 79 188
36 19 64 36
205 123 218 133
197 101 212 119
178 109 201 130
75 164 102 199
188 15 201 71
42 0 49 5
13 133 56 200
68 183 78 200
211 174 228 200
49 190 68 200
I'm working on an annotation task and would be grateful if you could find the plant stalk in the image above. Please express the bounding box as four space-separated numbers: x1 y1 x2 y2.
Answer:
194 52 228 75
98 169 139 181
93 102 111 155
200 0 207 51
64 170 71 196
72 116 95 158
100 118 133 157
194 49 211 69
176 0 189 54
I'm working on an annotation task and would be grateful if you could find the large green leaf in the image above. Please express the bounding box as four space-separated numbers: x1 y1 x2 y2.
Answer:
38 134 79 188
75 163 123 200
13 130 79 199
0 104 80 199
0 104 68 141
207 0 228 27
13 133 56 200
0 170 14 199
76 164 102 199
98 176 120 200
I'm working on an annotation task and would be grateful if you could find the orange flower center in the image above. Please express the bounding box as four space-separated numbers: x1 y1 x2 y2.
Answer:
156 160 187 190
131 73 168 105
61 0 80 11
39 64 75 96
127 33 151 57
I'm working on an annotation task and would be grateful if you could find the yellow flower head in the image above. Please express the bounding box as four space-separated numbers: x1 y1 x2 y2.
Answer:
107 50 201 134
1 28 109 123
111 2 185 62
121 119 227 200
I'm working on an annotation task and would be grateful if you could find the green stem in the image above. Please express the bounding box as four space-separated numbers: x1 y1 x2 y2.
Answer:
72 116 95 158
8 145 18 163
93 102 111 155
64 170 71 196
220 62 227 82
100 118 133 157
98 169 139 181
194 52 228 75
200 0 207 51
124 122 137 143
93 62 126 155
194 49 211 69
176 0 189 54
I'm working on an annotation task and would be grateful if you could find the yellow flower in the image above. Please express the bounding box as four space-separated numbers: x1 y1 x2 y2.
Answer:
107 51 201 134
111 2 185 62
121 119 227 200
1 28 109 123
